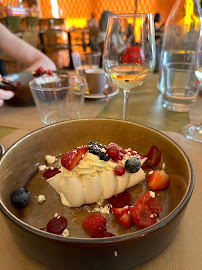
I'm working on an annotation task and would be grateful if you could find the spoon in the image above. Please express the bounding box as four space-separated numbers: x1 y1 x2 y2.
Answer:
0 79 17 89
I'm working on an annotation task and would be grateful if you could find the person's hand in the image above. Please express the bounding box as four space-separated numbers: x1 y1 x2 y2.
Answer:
0 89 14 106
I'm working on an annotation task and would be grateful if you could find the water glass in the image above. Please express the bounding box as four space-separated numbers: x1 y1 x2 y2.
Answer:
29 74 85 125
163 63 199 112
71 52 101 76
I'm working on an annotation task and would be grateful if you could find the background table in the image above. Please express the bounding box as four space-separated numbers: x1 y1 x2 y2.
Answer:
0 73 202 270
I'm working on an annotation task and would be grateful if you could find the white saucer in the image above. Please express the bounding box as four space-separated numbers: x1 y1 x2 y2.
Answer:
85 86 119 99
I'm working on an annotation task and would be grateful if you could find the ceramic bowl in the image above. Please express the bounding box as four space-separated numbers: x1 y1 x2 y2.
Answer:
0 119 194 270
0 72 35 106
0 71 68 106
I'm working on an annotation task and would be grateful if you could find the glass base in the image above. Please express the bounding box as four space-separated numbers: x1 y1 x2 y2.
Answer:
163 101 191 112
181 124 202 143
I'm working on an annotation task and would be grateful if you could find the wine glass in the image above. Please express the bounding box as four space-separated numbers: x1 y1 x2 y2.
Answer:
103 13 156 120
181 35 202 143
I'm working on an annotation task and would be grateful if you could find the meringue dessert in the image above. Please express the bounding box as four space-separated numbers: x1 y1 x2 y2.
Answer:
47 145 147 207
10 141 184 239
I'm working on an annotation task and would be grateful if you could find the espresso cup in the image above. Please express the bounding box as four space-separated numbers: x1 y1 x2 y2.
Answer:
85 68 107 94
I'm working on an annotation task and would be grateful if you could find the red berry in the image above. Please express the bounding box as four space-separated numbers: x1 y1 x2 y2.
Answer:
82 214 107 238
130 201 157 229
118 211 133 228
112 208 133 228
117 151 124 160
47 69 53 76
127 150 137 156
112 208 129 219
40 227 45 231
46 216 67 235
36 66 45 74
98 232 115 238
61 147 88 171
137 191 162 215
107 143 120 159
16 81 22 87
142 146 161 170
114 165 125 176
43 168 60 179
148 170 170 191
108 191 133 208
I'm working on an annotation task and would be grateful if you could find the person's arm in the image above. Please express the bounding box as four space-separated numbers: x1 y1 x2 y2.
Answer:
0 23 56 71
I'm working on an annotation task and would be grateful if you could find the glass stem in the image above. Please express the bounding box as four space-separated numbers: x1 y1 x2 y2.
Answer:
123 89 130 121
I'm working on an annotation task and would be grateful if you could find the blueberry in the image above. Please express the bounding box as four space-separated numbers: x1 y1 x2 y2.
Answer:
11 187 30 208
125 157 141 173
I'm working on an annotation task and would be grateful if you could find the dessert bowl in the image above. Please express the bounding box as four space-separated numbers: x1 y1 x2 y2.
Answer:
0 70 68 106
0 71 35 106
0 119 194 270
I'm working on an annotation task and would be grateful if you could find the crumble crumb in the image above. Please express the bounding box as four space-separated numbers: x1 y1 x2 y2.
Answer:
45 155 56 164
38 195 46 203
39 165 47 171
62 229 69 237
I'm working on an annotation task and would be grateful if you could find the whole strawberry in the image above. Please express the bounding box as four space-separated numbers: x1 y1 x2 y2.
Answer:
82 214 107 238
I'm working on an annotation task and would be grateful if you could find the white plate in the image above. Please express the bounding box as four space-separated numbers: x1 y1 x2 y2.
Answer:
85 86 119 99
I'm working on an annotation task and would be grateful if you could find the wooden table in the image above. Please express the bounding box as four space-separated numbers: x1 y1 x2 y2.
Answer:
0 73 202 270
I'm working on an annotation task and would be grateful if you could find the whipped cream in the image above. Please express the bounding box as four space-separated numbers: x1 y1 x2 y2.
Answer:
48 151 146 207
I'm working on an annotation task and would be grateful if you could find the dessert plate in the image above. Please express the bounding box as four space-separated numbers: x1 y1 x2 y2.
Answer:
85 85 119 99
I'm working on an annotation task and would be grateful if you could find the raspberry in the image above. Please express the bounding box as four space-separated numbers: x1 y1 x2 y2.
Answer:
114 165 125 176
82 214 107 238
107 143 120 159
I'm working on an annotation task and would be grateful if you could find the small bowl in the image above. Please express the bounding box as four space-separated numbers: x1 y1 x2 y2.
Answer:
0 72 35 106
0 119 194 270
1 71 68 106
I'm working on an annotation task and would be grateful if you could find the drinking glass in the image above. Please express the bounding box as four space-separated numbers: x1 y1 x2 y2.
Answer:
71 52 101 76
103 13 156 120
181 36 202 143
29 74 85 126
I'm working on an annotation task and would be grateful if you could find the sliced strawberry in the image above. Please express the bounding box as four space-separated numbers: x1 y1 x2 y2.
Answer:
98 231 115 238
112 208 133 228
137 191 162 215
142 145 161 170
112 208 129 219
43 168 60 179
82 214 107 238
145 197 162 215
118 211 133 228
61 147 88 171
148 170 170 191
131 201 157 229
108 191 133 208
137 191 152 204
